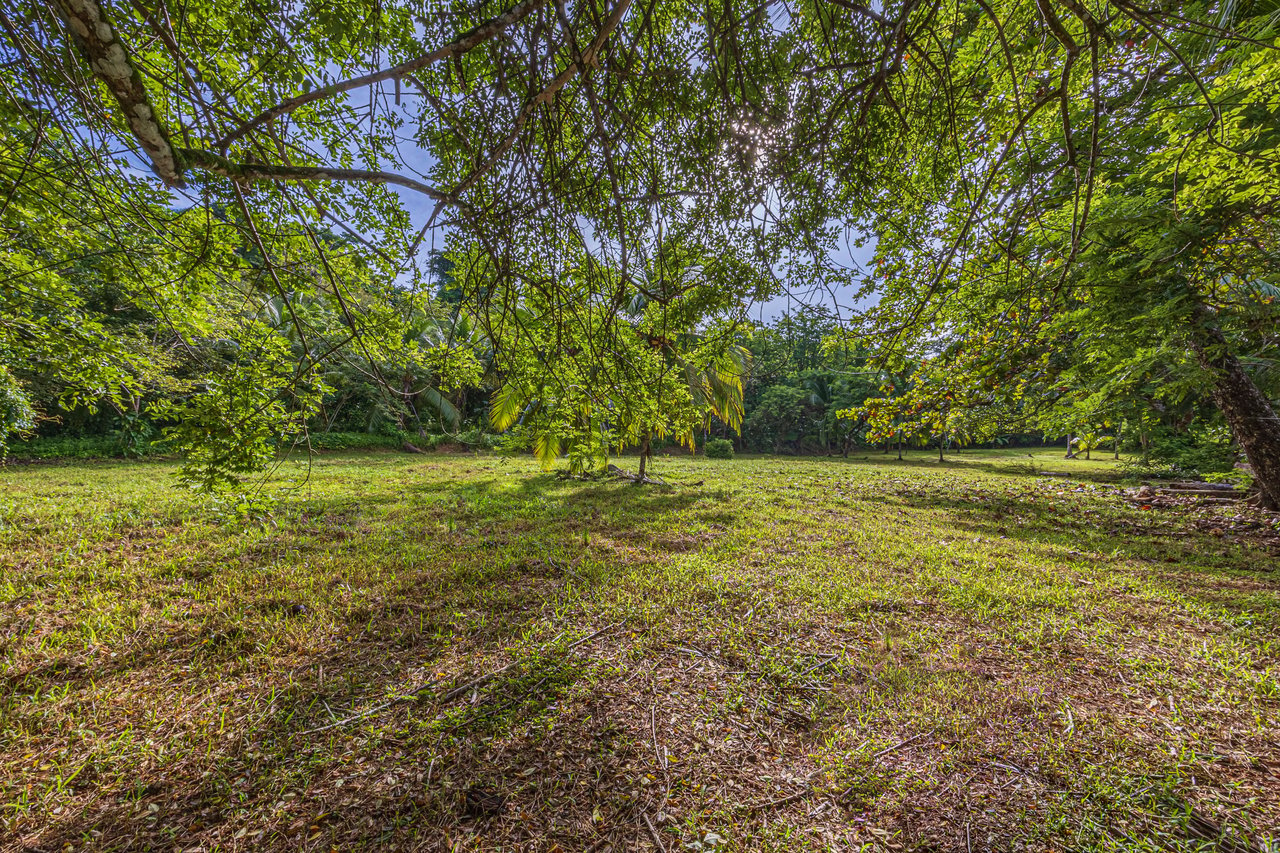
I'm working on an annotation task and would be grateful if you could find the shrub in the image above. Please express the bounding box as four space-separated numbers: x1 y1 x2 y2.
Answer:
1118 460 1186 481
306 432 404 451
0 365 35 457
7 434 171 461
1144 431 1236 476
705 438 734 459
455 428 500 449
419 433 448 450
114 412 157 458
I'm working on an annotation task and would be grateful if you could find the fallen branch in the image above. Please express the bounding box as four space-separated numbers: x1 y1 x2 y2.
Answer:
830 732 933 802
301 695 415 736
607 464 668 486
795 654 840 678
440 622 617 701
756 694 814 728
872 731 931 760
1150 481 1241 492
440 639 563 703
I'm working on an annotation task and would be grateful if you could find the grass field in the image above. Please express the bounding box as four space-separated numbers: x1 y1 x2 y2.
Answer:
1 449 1278 851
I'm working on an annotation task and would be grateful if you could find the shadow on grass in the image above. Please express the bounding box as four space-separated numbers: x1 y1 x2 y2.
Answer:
859 484 1280 619
11 458 1275 851
7 470 726 850
822 451 1128 484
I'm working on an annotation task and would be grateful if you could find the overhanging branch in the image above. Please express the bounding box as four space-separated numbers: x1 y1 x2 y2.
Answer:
50 0 459 204
179 149 455 202
51 0 185 187
215 0 550 149
447 0 635 198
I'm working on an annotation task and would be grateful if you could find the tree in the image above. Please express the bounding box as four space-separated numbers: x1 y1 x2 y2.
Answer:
480 241 751 476
0 112 231 454
10 0 1280 494
845 3 1280 505
747 385 809 454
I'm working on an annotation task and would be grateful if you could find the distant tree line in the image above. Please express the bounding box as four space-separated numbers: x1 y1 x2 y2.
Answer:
15 278 1241 479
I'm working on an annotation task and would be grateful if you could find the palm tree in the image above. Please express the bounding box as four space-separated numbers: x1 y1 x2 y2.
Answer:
400 307 492 433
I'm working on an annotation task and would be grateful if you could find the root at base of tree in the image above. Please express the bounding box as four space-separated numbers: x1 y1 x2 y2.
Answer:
606 463 667 486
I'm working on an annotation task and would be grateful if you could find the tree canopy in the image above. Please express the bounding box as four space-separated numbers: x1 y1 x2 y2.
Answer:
4 1 1280 500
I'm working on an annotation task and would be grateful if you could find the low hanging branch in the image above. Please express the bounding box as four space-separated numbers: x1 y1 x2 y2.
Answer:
52 0 626 207
179 149 455 203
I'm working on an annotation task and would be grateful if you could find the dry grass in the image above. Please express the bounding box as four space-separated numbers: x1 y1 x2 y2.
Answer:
1 449 1277 851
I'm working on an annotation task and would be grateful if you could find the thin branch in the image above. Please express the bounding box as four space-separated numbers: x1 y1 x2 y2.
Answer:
215 0 549 149
178 148 455 201
446 0 635 199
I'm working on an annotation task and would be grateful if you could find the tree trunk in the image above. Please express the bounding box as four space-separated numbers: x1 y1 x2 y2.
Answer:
1190 309 1280 509
897 437 903 460
637 432 652 481
1114 425 1121 460
1064 434 1075 459
937 438 944 462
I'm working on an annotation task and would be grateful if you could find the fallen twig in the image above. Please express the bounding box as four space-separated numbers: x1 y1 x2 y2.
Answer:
442 622 617 701
991 760 1028 776
756 694 814 728
831 733 933 802
739 789 810 814
301 697 409 735
440 635 565 703
872 731 930 760
607 463 669 486
795 653 840 678
642 811 667 852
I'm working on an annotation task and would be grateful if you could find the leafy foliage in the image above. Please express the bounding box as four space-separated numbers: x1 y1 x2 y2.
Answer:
5 0 1280 497
704 437 734 459
152 326 324 492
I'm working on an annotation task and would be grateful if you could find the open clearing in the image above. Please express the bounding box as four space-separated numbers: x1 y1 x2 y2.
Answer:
2 450 1278 851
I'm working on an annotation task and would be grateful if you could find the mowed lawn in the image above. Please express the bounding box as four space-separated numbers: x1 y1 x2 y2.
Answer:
1 450 1277 852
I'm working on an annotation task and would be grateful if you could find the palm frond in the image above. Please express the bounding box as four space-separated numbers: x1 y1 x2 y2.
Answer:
533 431 561 468
419 387 461 431
489 383 525 432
